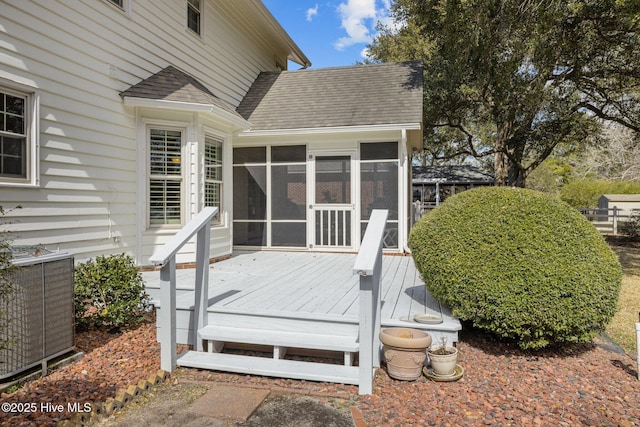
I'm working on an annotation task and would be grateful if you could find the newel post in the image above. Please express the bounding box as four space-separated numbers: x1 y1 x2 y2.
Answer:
193 224 211 351
159 257 177 372
354 209 388 395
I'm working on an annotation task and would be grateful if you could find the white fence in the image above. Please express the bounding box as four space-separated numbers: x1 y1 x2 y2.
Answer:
579 207 639 235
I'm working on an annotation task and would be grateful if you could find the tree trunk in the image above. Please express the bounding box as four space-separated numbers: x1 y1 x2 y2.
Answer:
508 160 526 187
494 122 511 186
507 136 527 187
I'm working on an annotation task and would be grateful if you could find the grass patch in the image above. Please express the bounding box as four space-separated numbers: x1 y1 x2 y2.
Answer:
608 245 640 355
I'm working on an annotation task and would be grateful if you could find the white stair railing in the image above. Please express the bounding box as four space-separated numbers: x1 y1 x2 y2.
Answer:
149 207 218 372
353 209 388 395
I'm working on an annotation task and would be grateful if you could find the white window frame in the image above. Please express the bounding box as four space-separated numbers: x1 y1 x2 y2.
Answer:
204 133 223 225
104 0 131 14
187 0 202 36
147 126 185 228
0 82 39 187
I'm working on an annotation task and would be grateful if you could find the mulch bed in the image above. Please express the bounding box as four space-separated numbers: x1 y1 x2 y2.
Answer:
0 318 160 426
1 316 639 426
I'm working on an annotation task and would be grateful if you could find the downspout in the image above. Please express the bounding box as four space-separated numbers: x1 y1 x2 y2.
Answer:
401 128 412 254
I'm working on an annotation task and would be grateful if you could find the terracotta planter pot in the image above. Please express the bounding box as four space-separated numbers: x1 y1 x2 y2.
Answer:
427 345 458 376
379 328 432 381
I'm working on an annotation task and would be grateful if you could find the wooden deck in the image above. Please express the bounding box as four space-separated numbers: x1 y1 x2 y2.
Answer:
143 250 461 346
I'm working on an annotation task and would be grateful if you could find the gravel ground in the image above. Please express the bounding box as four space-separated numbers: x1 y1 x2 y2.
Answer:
1 316 639 426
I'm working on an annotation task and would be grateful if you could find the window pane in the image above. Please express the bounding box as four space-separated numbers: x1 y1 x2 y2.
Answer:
205 137 222 180
0 136 25 177
272 145 306 163
233 222 266 246
187 0 200 34
149 128 182 225
272 223 306 247
5 95 24 115
107 0 124 8
233 165 266 220
315 156 350 204
150 129 181 175
2 93 25 135
205 136 222 222
272 165 306 220
150 180 181 224
233 147 266 164
6 115 24 134
360 161 398 220
361 142 397 160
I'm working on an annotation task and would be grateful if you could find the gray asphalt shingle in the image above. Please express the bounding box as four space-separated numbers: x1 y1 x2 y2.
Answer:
237 61 423 131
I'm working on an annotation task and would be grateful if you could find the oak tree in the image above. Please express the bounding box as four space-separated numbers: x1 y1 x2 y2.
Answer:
368 0 640 186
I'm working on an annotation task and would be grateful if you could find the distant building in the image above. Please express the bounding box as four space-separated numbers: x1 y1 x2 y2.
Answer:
598 194 640 217
412 165 494 214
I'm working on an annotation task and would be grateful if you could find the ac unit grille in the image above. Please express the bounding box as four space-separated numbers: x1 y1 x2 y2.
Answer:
0 251 74 379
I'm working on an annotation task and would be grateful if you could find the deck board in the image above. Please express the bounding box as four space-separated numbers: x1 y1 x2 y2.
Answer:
143 250 461 341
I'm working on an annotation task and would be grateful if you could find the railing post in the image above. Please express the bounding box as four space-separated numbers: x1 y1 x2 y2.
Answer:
354 209 388 395
613 206 618 235
159 257 177 372
193 225 211 352
149 207 217 370
358 273 375 395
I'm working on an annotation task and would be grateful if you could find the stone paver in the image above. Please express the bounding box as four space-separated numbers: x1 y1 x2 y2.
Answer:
189 384 270 422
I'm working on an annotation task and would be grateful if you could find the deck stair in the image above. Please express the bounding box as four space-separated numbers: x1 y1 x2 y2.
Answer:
177 351 362 384
177 324 363 384
149 208 389 394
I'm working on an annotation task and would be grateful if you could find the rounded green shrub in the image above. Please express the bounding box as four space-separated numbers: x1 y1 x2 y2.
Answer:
409 187 622 349
74 253 149 329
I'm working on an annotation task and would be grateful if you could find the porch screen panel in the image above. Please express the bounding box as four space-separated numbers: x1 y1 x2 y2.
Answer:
271 162 306 247
149 129 182 225
315 156 350 204
233 147 267 246
360 142 398 248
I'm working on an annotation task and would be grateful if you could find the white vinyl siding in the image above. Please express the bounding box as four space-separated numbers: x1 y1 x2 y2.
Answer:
149 128 183 226
0 0 290 263
204 135 222 223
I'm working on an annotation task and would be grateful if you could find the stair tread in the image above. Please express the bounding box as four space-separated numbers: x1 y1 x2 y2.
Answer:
198 325 359 352
177 351 361 384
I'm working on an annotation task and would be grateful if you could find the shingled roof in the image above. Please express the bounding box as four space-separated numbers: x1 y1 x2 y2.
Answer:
120 66 244 121
237 61 423 131
413 165 495 184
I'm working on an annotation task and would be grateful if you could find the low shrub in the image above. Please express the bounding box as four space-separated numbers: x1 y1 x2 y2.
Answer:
409 187 622 349
74 253 149 329
618 211 640 241
560 179 640 208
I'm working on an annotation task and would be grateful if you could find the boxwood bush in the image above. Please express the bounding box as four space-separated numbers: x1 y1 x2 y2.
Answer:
409 187 622 349
74 253 149 329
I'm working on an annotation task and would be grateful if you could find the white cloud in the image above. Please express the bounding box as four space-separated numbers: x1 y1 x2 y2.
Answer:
334 0 391 51
306 4 319 22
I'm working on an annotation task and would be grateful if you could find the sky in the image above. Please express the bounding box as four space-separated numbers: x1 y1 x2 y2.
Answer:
262 0 395 70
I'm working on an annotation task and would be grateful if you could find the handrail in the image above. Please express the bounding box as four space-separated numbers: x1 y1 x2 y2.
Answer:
149 207 218 266
353 209 388 395
151 207 217 372
354 209 389 276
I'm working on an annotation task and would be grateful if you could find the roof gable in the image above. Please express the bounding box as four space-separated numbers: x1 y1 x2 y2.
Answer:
237 61 423 131
120 66 244 121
